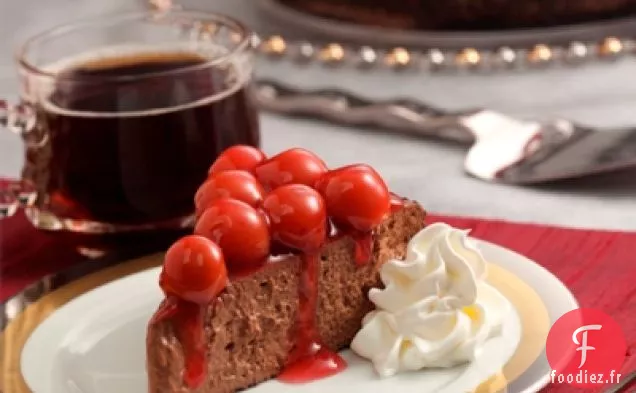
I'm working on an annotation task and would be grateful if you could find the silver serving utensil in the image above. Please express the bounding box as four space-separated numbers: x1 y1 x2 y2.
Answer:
254 79 636 184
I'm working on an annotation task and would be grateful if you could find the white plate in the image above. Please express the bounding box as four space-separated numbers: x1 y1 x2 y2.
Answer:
256 0 636 49
21 240 577 393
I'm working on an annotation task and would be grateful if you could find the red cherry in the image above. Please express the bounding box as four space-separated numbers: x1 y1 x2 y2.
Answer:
254 148 328 191
262 184 327 252
195 171 265 216
160 235 228 304
195 199 270 272
209 145 266 176
315 164 390 232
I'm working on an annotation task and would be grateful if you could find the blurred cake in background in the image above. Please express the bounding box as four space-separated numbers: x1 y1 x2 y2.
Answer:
278 0 636 30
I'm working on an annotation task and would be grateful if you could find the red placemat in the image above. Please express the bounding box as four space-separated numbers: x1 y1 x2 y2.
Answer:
0 211 634 392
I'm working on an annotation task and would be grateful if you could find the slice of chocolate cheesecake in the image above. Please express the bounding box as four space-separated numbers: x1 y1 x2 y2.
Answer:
146 201 426 393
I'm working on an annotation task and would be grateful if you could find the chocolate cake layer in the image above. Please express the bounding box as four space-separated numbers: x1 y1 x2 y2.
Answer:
279 0 636 30
146 201 426 393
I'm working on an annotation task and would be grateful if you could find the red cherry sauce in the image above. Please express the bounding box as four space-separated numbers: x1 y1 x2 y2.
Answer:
279 193 404 381
325 193 405 268
149 297 207 389
353 194 405 266
352 232 374 266
278 253 347 383
327 221 373 267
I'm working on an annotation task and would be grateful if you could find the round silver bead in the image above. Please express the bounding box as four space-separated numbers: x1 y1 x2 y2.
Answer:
288 41 315 64
496 46 517 67
353 46 378 69
249 33 262 49
564 41 589 64
427 49 446 71
298 42 315 59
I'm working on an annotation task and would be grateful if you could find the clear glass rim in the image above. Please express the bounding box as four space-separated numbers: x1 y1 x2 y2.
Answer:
16 9 254 82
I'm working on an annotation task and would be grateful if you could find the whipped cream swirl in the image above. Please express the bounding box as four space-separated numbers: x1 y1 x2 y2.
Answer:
351 222 509 377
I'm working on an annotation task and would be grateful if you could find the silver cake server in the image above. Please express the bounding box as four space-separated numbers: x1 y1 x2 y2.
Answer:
254 79 636 184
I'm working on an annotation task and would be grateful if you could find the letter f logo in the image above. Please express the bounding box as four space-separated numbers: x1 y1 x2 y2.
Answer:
572 324 602 368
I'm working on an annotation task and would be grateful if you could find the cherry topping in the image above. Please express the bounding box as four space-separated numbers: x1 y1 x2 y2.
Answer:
208 145 266 176
278 346 347 383
195 170 265 216
315 164 390 232
195 199 270 272
149 298 207 389
352 232 374 266
154 148 404 388
278 253 347 383
262 184 327 252
160 235 228 305
254 148 328 191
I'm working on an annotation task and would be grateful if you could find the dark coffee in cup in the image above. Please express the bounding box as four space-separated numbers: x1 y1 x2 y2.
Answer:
23 51 259 228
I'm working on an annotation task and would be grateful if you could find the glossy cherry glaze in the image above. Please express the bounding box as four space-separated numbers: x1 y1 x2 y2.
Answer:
345 194 403 268
317 165 396 268
160 235 228 304
278 346 347 383
195 199 270 272
208 145 266 176
315 164 391 232
327 194 403 268
352 232 374 267
153 235 228 389
261 184 347 381
326 219 374 267
278 252 347 382
195 171 265 217
254 148 328 191
150 297 206 389
262 184 327 252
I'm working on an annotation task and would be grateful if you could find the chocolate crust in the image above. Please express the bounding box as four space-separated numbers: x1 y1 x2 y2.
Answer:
146 201 426 393
279 0 636 30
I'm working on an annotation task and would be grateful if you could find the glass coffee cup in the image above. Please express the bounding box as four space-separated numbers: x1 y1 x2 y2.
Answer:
1 10 260 233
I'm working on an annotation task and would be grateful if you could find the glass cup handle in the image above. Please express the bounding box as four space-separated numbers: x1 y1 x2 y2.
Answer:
0 100 39 219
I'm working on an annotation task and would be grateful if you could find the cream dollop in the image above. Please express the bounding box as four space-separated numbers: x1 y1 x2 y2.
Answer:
351 222 510 377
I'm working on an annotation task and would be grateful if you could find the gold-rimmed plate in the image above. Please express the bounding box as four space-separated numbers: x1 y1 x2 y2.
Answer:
1 240 577 393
